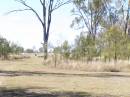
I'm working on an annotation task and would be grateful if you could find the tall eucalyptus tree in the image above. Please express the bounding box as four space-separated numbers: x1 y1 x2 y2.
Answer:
71 0 111 39
8 0 71 59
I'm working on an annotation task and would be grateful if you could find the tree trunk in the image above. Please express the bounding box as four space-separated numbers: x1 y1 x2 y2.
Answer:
125 10 129 34
54 54 57 67
43 42 48 60
114 40 117 63
125 1 130 34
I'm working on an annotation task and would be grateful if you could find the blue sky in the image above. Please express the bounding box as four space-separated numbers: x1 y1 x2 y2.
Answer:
0 0 80 49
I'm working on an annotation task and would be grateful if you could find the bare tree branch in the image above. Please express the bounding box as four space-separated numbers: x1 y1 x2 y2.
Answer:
13 0 44 27
40 0 43 5
5 9 31 15
52 0 72 11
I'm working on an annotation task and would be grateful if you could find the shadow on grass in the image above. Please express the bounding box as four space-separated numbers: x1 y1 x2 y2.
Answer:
0 89 88 97
0 87 116 97
0 70 129 78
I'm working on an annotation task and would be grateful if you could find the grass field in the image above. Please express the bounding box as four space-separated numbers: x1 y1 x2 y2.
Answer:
0 55 130 97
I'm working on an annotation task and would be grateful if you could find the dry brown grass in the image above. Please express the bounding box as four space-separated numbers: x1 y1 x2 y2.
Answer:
1 73 130 96
1 54 130 72
0 54 130 96
2 53 130 72
47 56 130 72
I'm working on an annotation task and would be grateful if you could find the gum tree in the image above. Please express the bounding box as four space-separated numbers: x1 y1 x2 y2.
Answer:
71 0 111 39
8 0 71 59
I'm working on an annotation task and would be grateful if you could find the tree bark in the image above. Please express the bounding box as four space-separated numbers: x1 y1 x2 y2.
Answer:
43 41 48 60
114 40 117 63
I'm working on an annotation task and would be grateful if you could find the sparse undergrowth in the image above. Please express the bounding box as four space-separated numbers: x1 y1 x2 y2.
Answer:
1 55 130 72
47 57 130 72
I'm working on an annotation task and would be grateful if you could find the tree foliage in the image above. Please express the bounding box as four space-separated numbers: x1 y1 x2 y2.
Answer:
62 40 70 60
71 0 111 38
0 37 11 59
0 36 24 59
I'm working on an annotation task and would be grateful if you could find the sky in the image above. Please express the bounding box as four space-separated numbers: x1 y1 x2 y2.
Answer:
0 0 80 50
